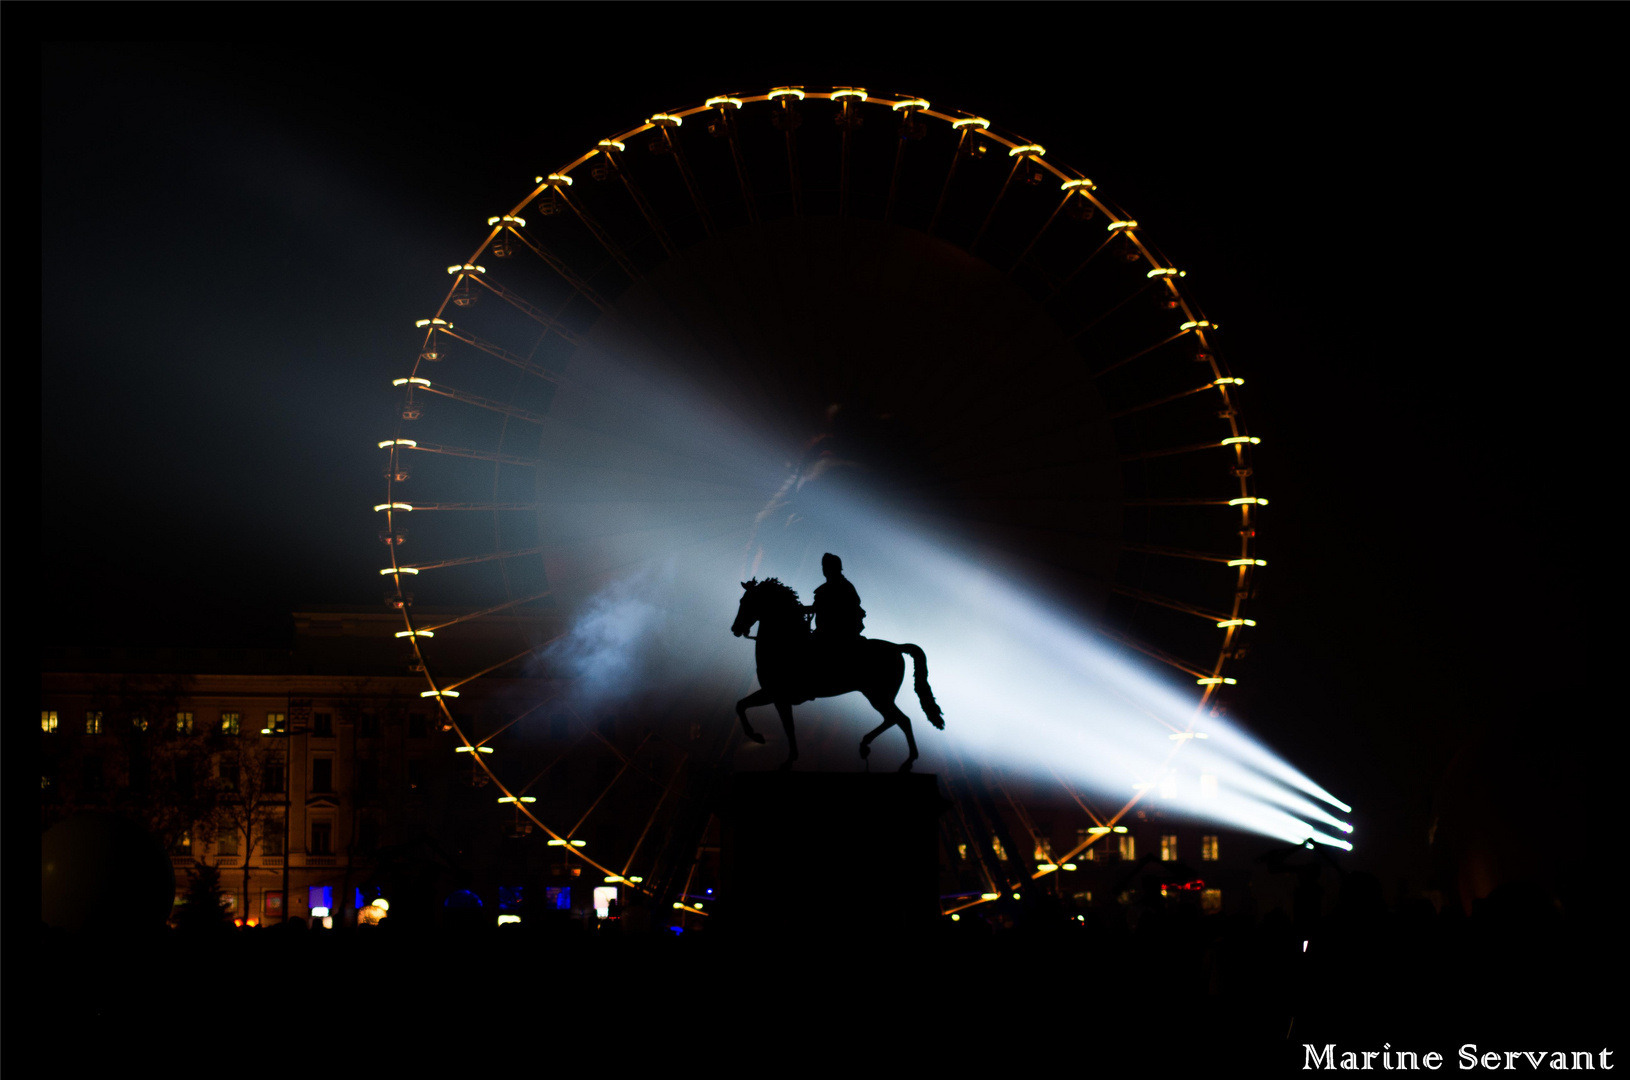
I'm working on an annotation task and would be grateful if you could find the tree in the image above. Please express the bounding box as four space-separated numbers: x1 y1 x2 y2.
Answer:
205 730 287 921
174 861 232 931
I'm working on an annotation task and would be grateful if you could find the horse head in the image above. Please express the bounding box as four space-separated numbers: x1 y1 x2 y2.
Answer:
731 579 760 638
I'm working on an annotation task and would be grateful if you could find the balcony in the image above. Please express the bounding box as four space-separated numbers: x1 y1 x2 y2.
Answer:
169 855 196 868
296 854 342 867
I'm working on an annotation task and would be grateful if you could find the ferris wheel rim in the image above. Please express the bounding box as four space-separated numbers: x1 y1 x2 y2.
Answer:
375 83 1268 915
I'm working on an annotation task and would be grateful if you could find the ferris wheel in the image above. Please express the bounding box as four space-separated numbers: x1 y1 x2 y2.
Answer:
375 85 1267 922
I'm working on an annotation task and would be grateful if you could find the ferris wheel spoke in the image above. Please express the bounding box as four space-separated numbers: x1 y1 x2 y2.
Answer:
768 90 805 217
499 224 614 313
555 185 641 283
1120 437 1255 463
652 117 717 238
395 441 539 467
1006 188 1074 279
388 501 537 512
1092 624 1212 681
441 635 562 693
468 275 583 345
416 589 555 634
969 154 1026 256
437 326 564 383
415 383 547 425
1122 542 1264 567
1109 584 1233 625
562 731 655 841
1046 231 1118 300
618 754 691 878
1068 279 1158 343
599 144 680 258
1107 379 1225 419
404 545 546 573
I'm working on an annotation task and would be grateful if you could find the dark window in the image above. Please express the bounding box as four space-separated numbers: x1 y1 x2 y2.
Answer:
358 816 380 853
219 761 239 792
83 758 105 791
407 759 426 791
312 713 334 738
408 713 428 739
218 831 239 857
357 713 379 738
263 763 285 793
175 760 195 794
357 758 379 799
311 822 332 855
262 826 284 857
312 758 333 793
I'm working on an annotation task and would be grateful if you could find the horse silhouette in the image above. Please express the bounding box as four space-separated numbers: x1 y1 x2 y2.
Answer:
731 578 944 771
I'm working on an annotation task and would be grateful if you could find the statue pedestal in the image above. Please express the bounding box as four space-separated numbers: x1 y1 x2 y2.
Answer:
717 771 947 937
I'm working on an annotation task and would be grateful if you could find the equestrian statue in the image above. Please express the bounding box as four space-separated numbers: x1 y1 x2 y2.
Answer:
731 554 944 771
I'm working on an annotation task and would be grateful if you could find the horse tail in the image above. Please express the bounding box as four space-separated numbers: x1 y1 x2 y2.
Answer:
899 644 945 730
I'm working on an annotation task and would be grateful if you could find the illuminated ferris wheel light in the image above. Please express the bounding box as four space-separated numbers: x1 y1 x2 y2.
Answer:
768 87 806 100
1108 220 1139 231
1147 267 1185 278
1215 377 1244 386
446 264 486 274
379 567 419 576
1215 619 1256 628
1229 497 1268 506
891 98 930 111
497 796 536 803
373 503 412 512
1228 558 1267 567
378 439 418 448
1197 677 1238 686
706 96 743 109
1060 178 1095 191
454 744 493 753
420 690 459 698
1180 319 1214 331
831 88 868 102
486 215 527 226
596 139 626 152
392 378 431 387
414 318 452 328
951 117 990 129
1008 143 1045 157
1221 436 1260 446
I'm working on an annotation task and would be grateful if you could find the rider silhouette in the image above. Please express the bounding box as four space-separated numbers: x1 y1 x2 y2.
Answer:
807 553 865 645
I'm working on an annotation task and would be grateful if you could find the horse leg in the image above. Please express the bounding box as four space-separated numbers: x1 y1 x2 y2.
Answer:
888 701 920 772
858 710 896 761
774 701 799 770
736 688 773 744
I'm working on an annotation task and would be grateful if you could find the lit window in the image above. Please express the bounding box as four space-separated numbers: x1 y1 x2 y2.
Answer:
1118 835 1136 861
263 763 285 792
312 712 333 738
219 759 239 791
592 885 619 918
956 843 968 861
1075 828 1101 861
308 886 332 916
1160 835 1178 861
175 712 194 734
42 711 59 733
1201 835 1219 861
1032 839 1053 863
132 715 149 732
221 712 241 736
173 830 192 855
1201 888 1223 915
545 886 571 910
264 712 287 735
499 886 524 911
311 822 333 855
312 758 333 793
991 837 1008 861
262 824 284 857
218 831 239 857
1200 772 1218 798
85 711 103 735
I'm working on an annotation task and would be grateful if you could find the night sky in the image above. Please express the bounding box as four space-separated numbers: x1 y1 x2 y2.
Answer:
41 22 1607 895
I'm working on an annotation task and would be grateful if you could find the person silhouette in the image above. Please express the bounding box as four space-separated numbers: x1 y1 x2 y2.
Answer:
807 553 865 652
